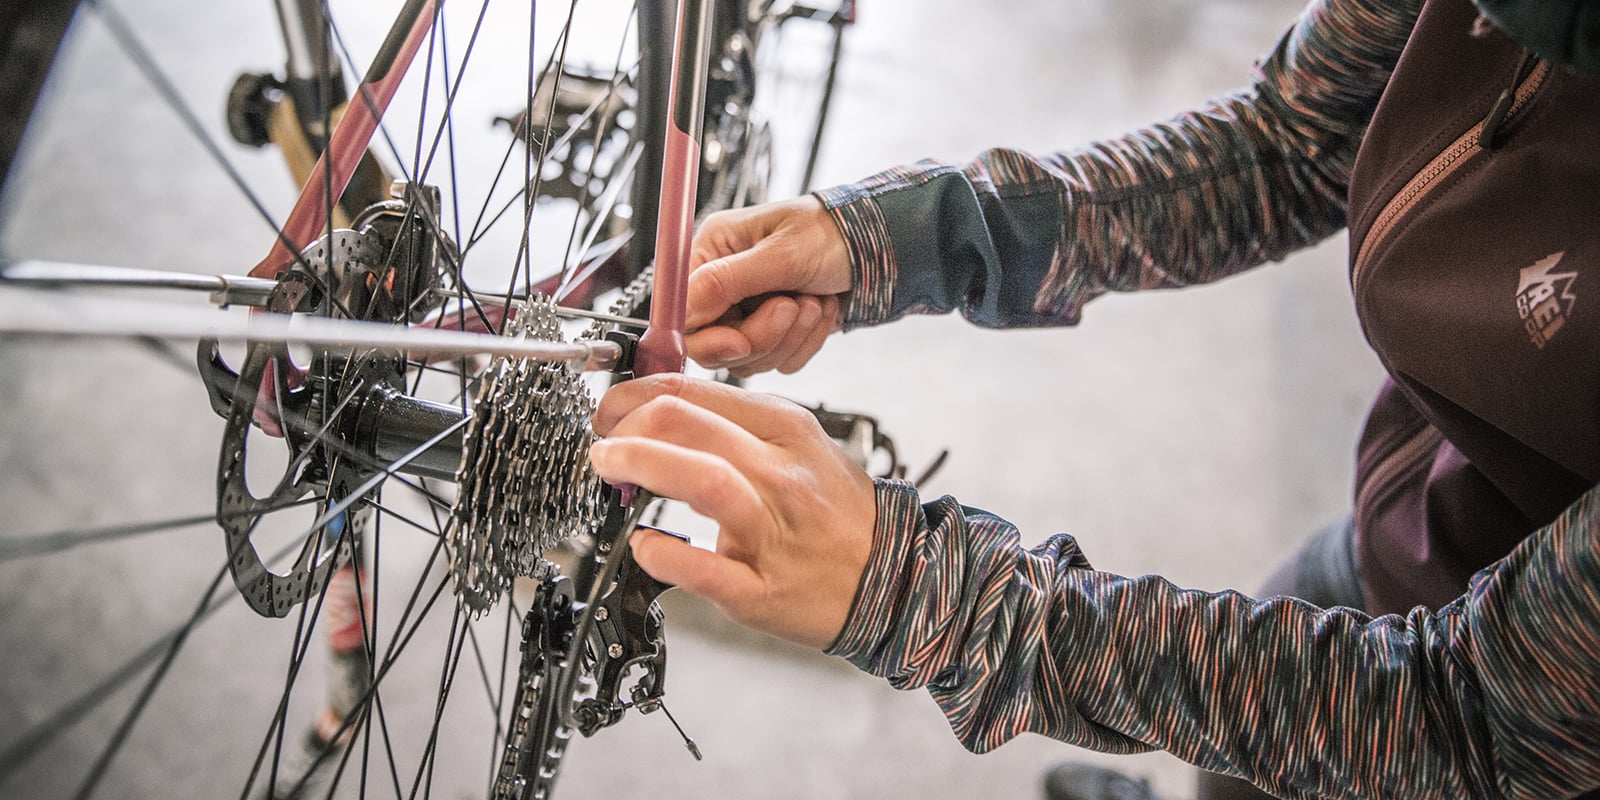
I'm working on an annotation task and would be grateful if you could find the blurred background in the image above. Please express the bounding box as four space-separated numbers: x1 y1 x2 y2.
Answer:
0 0 1386 798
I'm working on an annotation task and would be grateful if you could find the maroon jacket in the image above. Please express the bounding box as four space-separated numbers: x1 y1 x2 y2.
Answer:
1349 0 1600 615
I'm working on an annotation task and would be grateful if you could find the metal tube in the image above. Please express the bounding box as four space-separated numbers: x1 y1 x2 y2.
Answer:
0 260 278 307
0 285 624 371
358 386 466 482
635 0 718 377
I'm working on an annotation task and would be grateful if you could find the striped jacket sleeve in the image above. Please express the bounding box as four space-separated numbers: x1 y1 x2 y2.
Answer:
813 0 1421 331
827 480 1600 800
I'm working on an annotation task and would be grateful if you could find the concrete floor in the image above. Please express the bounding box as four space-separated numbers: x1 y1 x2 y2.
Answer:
0 0 1387 798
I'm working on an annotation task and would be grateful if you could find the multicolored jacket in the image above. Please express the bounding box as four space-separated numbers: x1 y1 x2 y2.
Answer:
815 0 1600 796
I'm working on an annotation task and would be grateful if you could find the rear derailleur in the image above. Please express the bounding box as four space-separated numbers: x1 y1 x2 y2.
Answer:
495 495 695 800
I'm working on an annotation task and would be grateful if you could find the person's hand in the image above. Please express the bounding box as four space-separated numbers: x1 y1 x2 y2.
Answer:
588 373 876 649
687 196 851 376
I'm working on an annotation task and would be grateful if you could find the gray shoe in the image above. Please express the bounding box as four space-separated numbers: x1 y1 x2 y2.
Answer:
1043 763 1162 800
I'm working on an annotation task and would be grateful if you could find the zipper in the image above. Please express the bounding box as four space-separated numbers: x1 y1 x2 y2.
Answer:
1351 59 1551 290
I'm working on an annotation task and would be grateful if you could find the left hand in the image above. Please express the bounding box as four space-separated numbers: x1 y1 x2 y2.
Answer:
588 374 876 649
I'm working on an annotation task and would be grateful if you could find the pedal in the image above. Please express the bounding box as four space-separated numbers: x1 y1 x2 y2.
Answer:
495 67 630 149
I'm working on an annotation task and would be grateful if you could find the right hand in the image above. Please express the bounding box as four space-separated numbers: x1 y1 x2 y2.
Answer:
589 373 876 650
686 196 851 376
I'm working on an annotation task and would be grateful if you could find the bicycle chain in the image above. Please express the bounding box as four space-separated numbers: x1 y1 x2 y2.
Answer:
492 576 585 800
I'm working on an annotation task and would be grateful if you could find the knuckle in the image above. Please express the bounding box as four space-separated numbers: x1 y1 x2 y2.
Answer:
632 393 693 435
643 371 691 400
771 398 814 428
694 260 738 305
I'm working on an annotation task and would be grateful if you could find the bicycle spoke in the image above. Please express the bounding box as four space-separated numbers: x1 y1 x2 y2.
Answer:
439 13 468 270
0 527 324 793
360 496 449 540
0 499 321 562
509 0 583 303
134 335 204 375
82 0 350 302
356 492 395 799
321 509 406 800
465 621 509 726
254 512 343 800
82 0 298 271
407 603 472 799
485 598 517 796
464 65 636 260
554 2 640 294
276 566 455 800
264 528 452 800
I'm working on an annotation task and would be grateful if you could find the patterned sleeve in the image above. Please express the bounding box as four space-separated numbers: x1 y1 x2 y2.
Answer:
827 480 1600 800
813 0 1421 331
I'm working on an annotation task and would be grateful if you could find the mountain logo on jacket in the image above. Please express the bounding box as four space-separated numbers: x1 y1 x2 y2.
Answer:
1515 252 1577 349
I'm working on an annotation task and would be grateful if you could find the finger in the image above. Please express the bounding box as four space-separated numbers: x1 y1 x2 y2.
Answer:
724 297 824 377
701 295 809 376
604 393 768 471
753 294 823 375
777 294 838 374
595 373 816 442
589 437 768 532
685 324 753 368
686 246 808 331
724 295 799 364
628 527 760 609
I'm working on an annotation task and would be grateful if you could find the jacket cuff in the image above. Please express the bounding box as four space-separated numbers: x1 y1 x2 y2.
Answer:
824 478 920 672
814 184 897 330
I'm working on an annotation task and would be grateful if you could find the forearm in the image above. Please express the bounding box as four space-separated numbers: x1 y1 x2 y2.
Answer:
830 481 1600 800
817 0 1419 330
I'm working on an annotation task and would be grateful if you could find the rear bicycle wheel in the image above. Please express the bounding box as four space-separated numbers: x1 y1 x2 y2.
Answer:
0 0 685 797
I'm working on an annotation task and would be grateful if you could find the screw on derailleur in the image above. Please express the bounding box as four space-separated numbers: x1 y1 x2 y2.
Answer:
559 521 704 761
569 523 678 733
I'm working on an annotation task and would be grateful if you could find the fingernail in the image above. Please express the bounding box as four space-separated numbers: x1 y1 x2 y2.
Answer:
589 440 611 467
773 302 799 329
797 299 821 328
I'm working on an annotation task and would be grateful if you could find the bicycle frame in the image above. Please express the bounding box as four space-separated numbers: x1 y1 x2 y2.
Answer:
637 0 714 376
250 0 435 280
252 0 717 376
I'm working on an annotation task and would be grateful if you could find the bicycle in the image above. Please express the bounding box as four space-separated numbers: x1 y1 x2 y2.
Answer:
0 0 866 797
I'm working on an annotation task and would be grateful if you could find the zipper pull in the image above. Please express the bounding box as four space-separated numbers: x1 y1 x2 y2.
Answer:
1479 51 1537 150
1479 87 1515 149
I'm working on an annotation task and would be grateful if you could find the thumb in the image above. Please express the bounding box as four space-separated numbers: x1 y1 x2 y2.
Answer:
687 245 801 330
